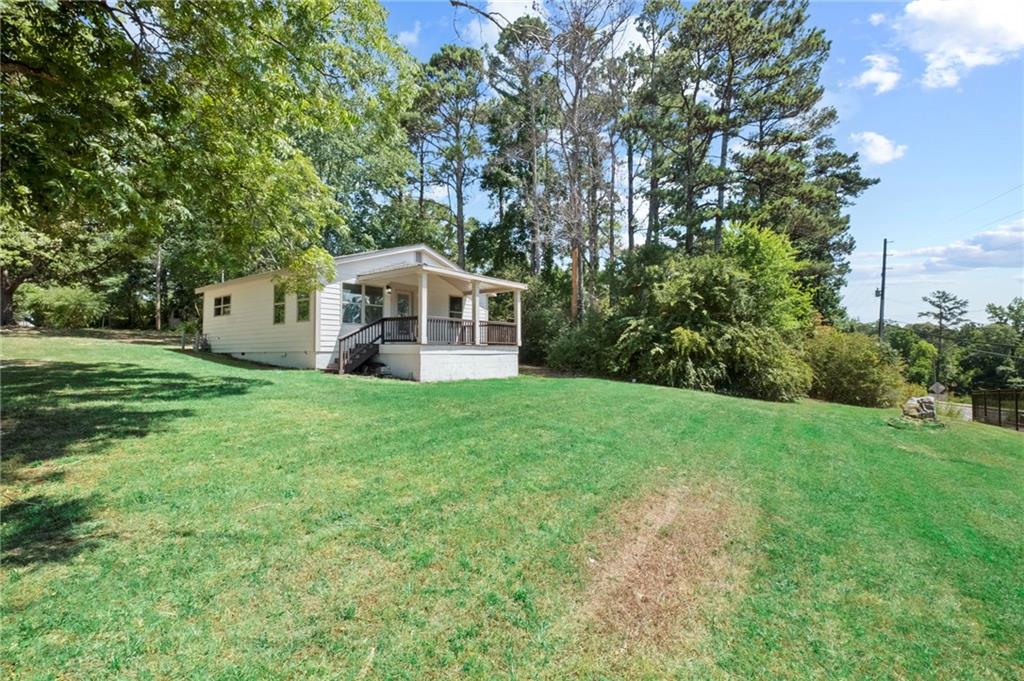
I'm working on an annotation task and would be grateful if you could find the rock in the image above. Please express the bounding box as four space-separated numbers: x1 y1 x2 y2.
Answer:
903 396 936 420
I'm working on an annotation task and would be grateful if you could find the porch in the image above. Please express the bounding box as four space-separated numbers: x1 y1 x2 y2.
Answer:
332 263 525 378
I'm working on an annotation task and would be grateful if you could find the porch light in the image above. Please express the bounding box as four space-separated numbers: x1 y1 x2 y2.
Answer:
385 285 393 295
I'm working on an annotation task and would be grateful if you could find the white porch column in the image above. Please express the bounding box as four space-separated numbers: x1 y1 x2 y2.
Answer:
419 271 428 345
472 281 481 345
514 289 522 347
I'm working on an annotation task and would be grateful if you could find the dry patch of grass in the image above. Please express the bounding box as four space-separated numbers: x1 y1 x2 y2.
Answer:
565 480 756 675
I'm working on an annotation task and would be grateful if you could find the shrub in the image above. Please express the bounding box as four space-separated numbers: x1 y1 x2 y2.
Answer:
547 314 616 376
520 274 569 365
15 284 107 328
717 324 812 402
806 327 909 407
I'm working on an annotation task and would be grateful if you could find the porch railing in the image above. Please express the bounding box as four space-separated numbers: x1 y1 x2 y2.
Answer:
339 316 517 364
427 317 474 345
480 320 517 345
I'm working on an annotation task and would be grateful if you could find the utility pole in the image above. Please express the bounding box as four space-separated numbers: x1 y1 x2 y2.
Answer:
875 238 888 340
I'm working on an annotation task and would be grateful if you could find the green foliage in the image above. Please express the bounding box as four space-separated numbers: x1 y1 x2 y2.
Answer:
15 284 107 328
1 0 411 323
519 273 570 365
547 314 616 376
906 339 938 386
550 224 813 401
806 327 909 407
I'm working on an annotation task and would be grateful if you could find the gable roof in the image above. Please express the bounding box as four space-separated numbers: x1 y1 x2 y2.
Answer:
195 244 468 294
334 243 463 273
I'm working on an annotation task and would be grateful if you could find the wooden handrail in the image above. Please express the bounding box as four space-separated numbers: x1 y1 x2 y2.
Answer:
337 316 516 368
480 320 516 345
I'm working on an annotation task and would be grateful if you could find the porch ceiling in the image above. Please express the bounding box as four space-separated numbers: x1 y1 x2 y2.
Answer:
355 263 527 294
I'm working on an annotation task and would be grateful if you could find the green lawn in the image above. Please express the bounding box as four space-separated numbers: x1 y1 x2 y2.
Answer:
2 331 1022 679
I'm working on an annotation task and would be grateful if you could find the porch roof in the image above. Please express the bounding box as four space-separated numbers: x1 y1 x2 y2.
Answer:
355 263 527 294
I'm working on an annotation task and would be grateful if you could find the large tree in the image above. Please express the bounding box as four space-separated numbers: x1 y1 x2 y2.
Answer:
919 290 969 384
420 44 487 268
1 0 410 324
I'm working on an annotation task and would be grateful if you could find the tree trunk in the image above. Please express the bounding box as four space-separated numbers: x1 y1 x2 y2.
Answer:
417 143 426 217
648 140 660 244
713 127 730 252
570 242 580 322
155 244 162 331
456 181 465 269
713 63 734 252
626 135 635 251
684 182 695 255
1 269 20 326
587 142 599 312
608 134 616 294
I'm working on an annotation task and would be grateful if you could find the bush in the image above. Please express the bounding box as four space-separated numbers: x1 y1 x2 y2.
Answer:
520 274 569 365
717 324 812 402
15 284 107 328
547 314 616 376
806 327 909 407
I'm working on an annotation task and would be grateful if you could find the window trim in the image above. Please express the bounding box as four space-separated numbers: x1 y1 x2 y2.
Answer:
296 290 311 322
343 283 385 326
273 284 286 325
448 295 464 320
213 295 231 317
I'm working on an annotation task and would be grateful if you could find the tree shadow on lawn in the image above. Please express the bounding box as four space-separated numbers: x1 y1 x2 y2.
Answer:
5 327 180 346
2 492 106 567
1 360 272 477
166 349 284 370
1 360 272 566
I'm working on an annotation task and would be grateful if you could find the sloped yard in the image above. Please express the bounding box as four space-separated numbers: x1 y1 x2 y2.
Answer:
2 331 1022 678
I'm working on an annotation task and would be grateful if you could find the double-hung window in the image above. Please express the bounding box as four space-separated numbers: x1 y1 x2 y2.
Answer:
296 291 311 322
213 295 231 317
273 284 286 324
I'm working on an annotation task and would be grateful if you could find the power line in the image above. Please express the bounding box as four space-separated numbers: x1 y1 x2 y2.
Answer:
935 183 1024 227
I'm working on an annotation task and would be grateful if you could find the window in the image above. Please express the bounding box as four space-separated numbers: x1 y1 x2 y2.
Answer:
342 283 362 323
213 295 231 317
365 286 383 323
343 284 384 325
449 296 464 319
296 291 310 322
273 284 286 324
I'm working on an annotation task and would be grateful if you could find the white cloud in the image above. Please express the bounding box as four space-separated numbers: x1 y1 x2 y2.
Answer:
397 21 422 48
609 15 643 57
868 12 886 26
850 131 908 164
895 0 1024 88
851 54 901 94
460 0 543 48
424 184 450 204
898 219 1024 271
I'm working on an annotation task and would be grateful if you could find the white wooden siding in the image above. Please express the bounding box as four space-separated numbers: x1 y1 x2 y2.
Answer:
202 275 315 368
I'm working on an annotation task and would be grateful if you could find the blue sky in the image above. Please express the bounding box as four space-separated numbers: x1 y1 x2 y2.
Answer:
382 0 1024 324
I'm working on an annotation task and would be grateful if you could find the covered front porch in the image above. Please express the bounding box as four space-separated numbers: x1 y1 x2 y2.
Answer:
334 264 526 378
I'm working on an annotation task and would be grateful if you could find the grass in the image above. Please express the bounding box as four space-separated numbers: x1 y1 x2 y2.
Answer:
2 330 1022 679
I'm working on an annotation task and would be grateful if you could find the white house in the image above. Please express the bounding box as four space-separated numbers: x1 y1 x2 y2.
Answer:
195 244 527 381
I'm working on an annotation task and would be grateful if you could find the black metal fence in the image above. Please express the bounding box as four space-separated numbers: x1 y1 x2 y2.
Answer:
971 388 1023 431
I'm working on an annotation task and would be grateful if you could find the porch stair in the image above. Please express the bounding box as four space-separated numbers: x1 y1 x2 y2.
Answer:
343 343 379 374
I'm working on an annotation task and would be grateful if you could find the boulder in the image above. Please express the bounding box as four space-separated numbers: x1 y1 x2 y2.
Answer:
903 396 936 420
